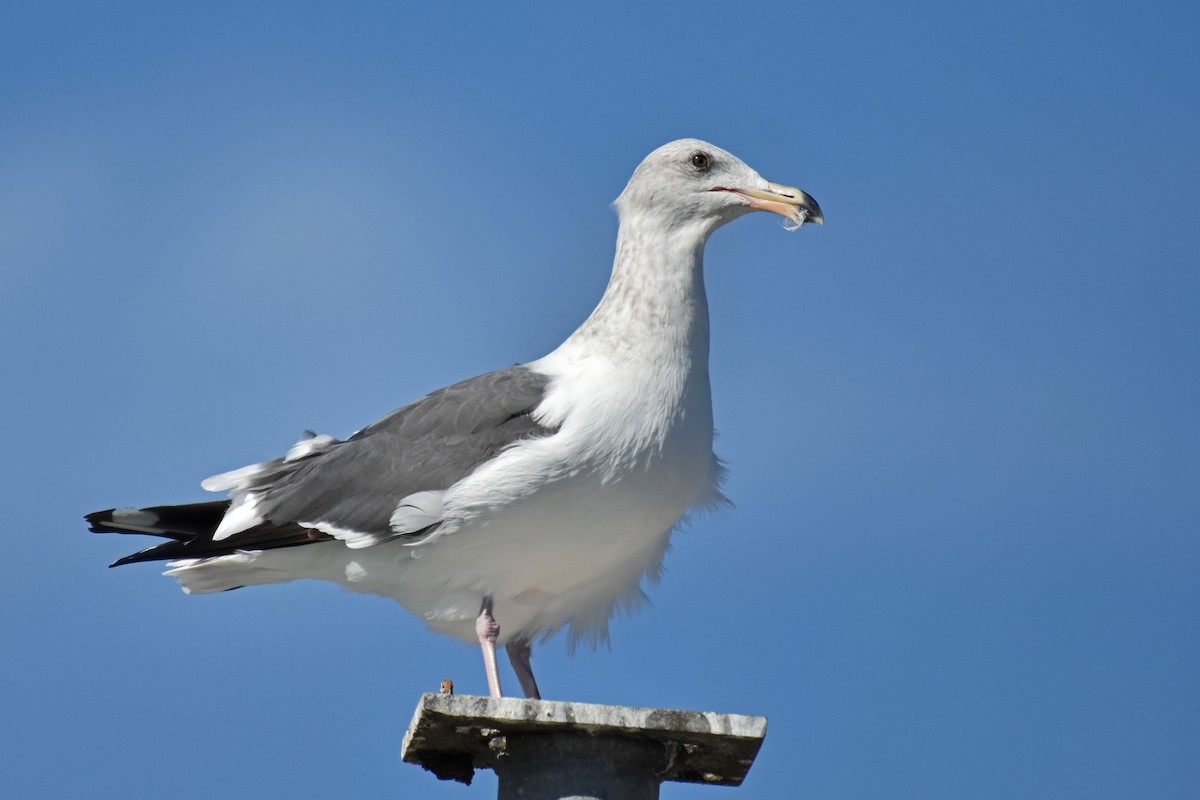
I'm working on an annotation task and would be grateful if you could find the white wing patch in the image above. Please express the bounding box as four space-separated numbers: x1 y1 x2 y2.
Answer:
391 490 447 545
201 463 267 493
298 520 382 549
212 493 265 540
284 433 338 462
390 490 445 533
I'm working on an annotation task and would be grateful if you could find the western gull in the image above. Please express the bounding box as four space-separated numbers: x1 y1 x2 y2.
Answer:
88 139 822 699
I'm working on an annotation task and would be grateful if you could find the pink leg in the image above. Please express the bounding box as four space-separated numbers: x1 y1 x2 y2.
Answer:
476 597 503 698
507 639 542 700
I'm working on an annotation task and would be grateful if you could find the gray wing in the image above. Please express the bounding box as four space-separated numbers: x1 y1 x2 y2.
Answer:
245 364 555 544
90 365 556 565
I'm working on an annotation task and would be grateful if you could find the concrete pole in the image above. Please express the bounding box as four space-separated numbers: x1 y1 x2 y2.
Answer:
402 694 768 799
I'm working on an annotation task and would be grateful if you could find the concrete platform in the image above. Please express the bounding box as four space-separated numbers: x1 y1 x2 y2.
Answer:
402 693 767 797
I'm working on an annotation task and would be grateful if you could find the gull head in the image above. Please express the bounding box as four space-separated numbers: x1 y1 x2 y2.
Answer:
614 138 823 237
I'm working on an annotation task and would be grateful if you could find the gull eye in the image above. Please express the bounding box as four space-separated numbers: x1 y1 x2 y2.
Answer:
690 152 711 171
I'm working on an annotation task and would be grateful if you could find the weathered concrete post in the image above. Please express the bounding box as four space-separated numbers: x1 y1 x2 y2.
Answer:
402 694 768 799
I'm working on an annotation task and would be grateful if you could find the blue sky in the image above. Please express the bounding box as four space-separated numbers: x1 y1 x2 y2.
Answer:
2 2 1197 797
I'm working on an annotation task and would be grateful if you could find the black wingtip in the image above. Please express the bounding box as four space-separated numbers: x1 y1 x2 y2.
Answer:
108 547 161 568
107 539 195 567
89 500 322 567
85 508 117 534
